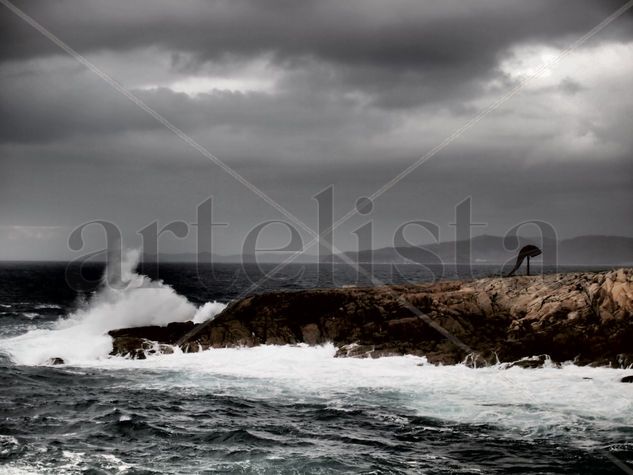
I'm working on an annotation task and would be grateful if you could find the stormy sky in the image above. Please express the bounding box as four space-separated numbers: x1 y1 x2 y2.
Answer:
1 0 632 259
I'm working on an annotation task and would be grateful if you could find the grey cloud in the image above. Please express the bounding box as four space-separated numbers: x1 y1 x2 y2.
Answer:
1 0 632 259
3 0 630 63
0 62 396 148
2 140 630 256
558 77 584 95
1 0 632 110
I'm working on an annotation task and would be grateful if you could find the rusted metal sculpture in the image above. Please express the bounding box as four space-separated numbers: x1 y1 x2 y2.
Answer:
507 245 542 277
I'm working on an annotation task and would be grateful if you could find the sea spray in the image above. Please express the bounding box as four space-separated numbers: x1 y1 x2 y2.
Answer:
0 249 226 365
192 301 227 324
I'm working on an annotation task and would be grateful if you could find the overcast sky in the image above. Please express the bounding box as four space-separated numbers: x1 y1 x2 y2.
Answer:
1 0 632 259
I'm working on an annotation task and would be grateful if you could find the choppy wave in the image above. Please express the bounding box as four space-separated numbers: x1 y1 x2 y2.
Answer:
34 303 63 310
20 312 39 320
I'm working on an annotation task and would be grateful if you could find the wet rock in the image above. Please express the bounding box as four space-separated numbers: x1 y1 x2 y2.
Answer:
48 357 64 365
110 336 149 359
145 343 175 356
506 355 555 369
109 321 196 358
109 321 195 344
110 336 179 359
621 375 633 383
301 323 323 345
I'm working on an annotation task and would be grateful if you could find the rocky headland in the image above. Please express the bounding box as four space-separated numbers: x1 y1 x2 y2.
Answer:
109 268 633 368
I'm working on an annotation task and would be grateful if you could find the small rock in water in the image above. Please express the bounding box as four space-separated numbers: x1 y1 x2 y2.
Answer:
48 357 64 365
507 355 555 369
621 375 633 383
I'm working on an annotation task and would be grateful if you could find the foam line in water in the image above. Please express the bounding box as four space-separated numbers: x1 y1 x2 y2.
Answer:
0 249 225 365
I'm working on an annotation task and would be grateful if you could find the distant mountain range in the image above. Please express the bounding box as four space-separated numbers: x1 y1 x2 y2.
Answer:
148 235 633 266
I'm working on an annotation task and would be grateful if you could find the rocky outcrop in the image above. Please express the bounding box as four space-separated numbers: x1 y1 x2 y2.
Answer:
109 269 633 367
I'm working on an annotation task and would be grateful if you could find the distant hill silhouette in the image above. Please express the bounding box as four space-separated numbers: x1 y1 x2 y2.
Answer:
341 235 633 265
148 235 633 266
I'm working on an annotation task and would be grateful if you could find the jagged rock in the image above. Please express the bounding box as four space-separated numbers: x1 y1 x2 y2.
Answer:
110 336 149 359
621 375 633 383
334 343 404 359
109 321 195 344
109 269 633 366
108 321 196 358
109 336 177 359
48 357 64 365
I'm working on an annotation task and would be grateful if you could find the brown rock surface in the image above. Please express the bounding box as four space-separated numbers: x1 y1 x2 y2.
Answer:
109 269 633 366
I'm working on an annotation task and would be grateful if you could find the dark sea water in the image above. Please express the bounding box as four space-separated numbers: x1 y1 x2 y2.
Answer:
0 260 631 474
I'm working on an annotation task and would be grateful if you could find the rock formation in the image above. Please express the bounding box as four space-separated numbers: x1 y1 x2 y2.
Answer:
109 321 193 359
109 269 633 367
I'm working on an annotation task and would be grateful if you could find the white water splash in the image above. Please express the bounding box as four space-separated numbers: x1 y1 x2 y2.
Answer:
0 250 225 365
192 301 226 324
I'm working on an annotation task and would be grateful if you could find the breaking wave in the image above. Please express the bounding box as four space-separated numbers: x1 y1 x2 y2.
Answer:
0 249 225 365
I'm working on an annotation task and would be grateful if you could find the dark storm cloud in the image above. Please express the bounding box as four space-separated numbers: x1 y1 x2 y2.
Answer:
0 65 154 143
0 0 632 259
1 0 632 144
1 0 632 110
0 69 394 148
2 0 631 63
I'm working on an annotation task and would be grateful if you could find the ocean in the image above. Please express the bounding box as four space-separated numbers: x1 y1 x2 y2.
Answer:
0 257 631 474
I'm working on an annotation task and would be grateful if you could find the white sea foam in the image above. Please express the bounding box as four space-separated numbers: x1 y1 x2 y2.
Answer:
34 304 63 310
70 343 633 444
0 249 225 365
0 468 39 475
